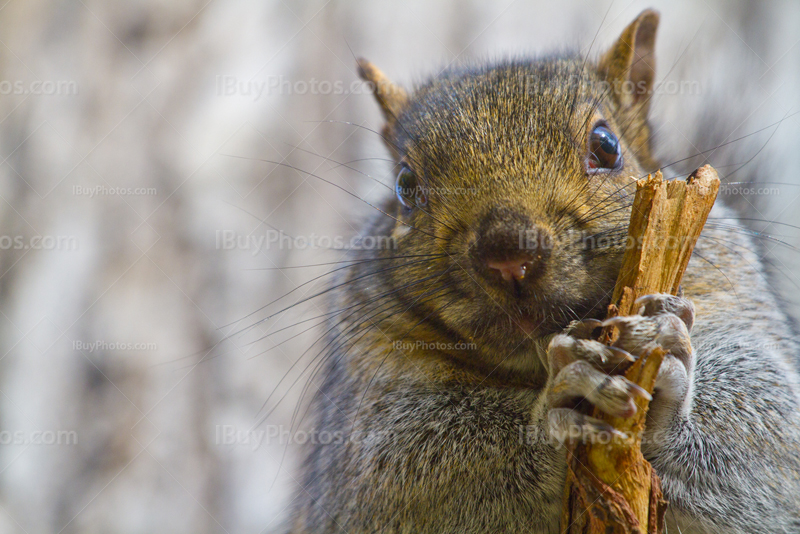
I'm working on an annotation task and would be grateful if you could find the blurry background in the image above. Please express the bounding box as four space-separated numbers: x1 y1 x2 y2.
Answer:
0 0 797 532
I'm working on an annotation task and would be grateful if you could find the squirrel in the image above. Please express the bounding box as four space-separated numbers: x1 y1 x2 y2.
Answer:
287 9 800 533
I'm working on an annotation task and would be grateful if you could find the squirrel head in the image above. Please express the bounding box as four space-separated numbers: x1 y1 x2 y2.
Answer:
358 10 660 369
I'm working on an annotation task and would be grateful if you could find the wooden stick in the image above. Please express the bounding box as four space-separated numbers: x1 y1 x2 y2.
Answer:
561 165 720 534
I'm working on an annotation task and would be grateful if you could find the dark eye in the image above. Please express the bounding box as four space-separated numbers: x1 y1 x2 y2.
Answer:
587 124 623 173
395 165 427 209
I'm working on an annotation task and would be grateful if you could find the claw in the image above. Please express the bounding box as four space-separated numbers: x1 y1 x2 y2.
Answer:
608 346 636 363
634 294 661 315
586 344 636 373
625 381 653 401
634 294 661 307
601 316 630 328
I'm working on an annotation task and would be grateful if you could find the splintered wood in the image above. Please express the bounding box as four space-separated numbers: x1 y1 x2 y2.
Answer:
561 165 720 534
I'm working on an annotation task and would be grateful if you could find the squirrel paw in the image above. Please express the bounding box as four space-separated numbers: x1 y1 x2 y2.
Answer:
546 293 695 444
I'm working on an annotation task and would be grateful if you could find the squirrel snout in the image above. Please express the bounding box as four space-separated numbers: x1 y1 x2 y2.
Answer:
472 208 552 288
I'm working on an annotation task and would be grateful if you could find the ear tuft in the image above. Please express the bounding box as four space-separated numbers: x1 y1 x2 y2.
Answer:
357 58 408 122
598 9 659 111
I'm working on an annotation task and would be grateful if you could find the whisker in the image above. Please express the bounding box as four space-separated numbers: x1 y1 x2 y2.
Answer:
718 107 794 182
651 110 800 176
274 142 461 233
705 222 800 254
698 233 798 294
351 289 459 431
245 253 447 271
287 283 458 435
251 263 453 350
221 153 443 240
253 269 456 424
708 217 800 233
224 255 447 334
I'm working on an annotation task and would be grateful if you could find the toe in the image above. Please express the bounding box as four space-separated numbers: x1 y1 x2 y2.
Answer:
548 335 635 374
549 360 650 419
634 293 695 331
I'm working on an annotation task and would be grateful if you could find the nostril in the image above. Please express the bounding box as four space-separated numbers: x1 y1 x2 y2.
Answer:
472 208 553 286
486 258 532 282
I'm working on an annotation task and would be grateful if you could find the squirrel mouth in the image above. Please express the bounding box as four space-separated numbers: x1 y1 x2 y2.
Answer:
479 295 586 340
506 308 549 336
494 303 570 338
517 315 543 336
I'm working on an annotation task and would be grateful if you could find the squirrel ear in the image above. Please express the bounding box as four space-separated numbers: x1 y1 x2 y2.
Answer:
598 9 659 112
357 58 408 122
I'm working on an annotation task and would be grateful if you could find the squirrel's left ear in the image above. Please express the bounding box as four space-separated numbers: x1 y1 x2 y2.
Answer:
598 9 659 114
356 59 408 122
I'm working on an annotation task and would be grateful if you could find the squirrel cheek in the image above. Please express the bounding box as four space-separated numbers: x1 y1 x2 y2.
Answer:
392 224 411 239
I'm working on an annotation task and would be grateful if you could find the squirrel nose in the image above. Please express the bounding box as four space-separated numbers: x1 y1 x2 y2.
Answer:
483 250 548 285
486 258 532 282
